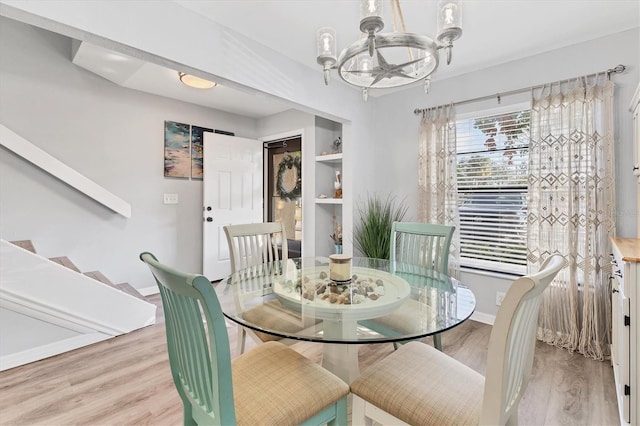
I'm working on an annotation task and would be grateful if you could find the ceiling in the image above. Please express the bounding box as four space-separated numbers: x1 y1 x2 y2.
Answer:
72 0 639 119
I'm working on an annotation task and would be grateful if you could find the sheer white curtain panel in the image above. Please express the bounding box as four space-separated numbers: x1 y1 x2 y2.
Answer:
418 105 461 277
528 76 615 360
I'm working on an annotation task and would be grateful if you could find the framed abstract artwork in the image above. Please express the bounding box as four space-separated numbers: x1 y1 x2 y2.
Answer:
164 120 191 178
214 129 235 136
190 125 213 179
164 120 236 180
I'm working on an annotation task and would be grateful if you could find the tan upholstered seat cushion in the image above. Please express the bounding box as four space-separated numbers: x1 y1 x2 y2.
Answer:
350 341 484 425
366 299 436 334
242 300 318 342
232 341 349 426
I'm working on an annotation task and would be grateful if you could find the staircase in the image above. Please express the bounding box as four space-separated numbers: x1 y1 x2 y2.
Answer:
0 239 156 371
11 239 147 300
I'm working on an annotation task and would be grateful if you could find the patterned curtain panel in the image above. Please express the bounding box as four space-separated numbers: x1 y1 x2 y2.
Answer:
528 77 615 360
418 106 461 277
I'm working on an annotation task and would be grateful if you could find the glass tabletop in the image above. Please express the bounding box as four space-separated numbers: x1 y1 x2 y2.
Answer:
215 257 476 344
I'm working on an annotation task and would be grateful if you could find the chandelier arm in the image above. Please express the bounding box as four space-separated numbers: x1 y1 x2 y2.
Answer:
370 74 386 87
368 34 376 57
342 69 376 75
369 71 417 87
388 70 417 79
376 50 389 67
388 56 429 69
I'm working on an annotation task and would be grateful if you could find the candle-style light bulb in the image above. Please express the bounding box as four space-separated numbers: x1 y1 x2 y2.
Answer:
358 55 372 73
359 0 384 56
436 0 463 65
361 0 382 18
443 5 455 24
316 27 337 85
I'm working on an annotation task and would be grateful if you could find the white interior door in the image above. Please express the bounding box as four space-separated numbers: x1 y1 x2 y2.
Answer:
203 133 263 281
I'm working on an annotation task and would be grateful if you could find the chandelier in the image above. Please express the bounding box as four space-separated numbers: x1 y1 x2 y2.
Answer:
316 0 462 101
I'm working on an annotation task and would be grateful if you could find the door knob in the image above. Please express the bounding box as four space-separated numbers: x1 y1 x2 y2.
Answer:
206 217 213 222
206 206 212 211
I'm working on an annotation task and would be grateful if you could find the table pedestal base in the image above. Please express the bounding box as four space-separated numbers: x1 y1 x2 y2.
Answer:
321 319 360 383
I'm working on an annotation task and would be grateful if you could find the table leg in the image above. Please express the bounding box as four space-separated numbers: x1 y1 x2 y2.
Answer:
321 319 360 383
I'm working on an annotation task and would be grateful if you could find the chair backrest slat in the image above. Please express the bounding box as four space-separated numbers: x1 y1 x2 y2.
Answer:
481 254 565 425
224 222 288 273
390 222 455 274
140 252 236 425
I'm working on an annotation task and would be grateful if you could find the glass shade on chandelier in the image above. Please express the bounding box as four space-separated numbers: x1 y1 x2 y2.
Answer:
317 0 462 100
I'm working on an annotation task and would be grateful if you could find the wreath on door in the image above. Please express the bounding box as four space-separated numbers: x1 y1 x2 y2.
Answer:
276 154 302 201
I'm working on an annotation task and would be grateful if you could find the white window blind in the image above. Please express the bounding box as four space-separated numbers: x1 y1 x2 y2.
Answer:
456 109 530 274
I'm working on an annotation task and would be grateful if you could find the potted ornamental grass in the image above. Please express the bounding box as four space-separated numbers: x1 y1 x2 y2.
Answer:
353 193 408 260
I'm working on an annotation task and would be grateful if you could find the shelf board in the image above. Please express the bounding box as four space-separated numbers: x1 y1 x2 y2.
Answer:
315 153 343 163
315 198 343 204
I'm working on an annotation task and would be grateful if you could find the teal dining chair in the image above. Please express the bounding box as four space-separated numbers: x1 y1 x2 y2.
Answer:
390 221 454 275
224 222 306 355
390 221 455 350
351 254 565 426
140 252 349 426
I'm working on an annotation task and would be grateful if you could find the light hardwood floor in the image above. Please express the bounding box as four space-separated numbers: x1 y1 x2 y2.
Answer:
0 294 619 425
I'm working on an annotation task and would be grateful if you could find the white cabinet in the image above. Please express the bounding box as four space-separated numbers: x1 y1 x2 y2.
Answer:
611 238 640 425
631 83 640 237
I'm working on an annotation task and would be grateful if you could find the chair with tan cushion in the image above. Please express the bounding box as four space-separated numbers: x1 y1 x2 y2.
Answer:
350 254 565 426
140 252 349 426
224 222 307 354
361 221 454 351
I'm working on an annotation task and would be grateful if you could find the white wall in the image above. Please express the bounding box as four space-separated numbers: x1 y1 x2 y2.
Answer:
0 18 259 289
369 28 640 316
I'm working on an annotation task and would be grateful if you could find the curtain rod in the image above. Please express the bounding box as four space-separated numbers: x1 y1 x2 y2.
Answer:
413 64 627 116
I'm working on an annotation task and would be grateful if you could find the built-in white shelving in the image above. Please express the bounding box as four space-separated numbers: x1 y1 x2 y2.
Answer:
314 117 344 256
315 153 343 163
315 198 343 204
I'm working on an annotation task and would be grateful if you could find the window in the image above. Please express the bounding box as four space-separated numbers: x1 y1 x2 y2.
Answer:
456 108 530 275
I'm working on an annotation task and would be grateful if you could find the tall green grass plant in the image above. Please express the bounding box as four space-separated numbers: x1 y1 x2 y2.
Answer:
353 194 408 259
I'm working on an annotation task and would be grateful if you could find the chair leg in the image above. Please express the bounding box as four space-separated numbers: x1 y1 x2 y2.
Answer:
351 395 373 426
237 327 246 355
433 333 442 351
183 402 197 426
327 396 348 426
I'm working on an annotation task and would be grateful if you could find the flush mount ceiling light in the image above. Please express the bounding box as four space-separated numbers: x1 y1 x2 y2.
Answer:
178 72 217 89
317 0 462 101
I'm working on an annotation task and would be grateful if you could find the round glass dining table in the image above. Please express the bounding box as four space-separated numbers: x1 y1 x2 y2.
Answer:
215 257 476 383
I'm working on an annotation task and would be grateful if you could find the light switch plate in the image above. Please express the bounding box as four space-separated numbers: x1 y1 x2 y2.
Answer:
164 193 179 204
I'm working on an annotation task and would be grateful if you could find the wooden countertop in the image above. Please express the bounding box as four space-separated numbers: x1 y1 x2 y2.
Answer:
611 237 640 262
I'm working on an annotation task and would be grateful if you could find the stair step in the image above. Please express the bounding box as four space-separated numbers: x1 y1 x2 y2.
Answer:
84 271 117 288
116 283 144 300
10 240 36 253
49 256 81 273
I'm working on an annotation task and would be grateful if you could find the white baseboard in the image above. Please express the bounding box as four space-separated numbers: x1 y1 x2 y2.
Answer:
0 332 111 372
471 311 495 325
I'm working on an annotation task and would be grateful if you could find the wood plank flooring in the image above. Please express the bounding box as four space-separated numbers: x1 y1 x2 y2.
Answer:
0 294 619 425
